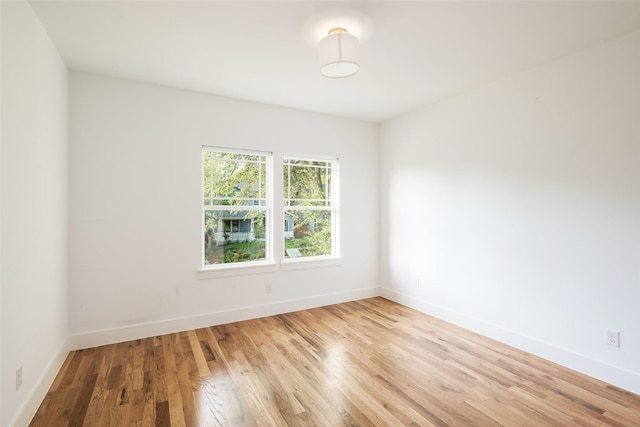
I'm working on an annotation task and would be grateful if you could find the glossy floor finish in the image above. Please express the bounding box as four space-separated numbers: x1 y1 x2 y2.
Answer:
30 298 639 426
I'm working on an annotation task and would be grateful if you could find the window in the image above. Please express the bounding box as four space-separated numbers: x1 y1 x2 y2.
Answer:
202 147 271 267
284 156 339 260
201 149 339 272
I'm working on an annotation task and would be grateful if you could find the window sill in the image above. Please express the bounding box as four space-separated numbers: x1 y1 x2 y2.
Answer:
280 256 342 271
196 257 342 279
197 262 277 279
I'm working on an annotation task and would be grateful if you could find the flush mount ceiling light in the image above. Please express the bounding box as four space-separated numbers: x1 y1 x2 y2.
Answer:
319 27 359 78
301 9 373 79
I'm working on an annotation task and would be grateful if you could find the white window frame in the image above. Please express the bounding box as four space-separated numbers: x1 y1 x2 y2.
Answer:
200 146 273 271
282 155 340 264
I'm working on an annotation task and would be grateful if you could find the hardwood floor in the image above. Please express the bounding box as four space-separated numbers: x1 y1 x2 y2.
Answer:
30 297 640 426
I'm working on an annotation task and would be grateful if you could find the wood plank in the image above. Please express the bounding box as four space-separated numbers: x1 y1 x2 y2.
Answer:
155 401 170 427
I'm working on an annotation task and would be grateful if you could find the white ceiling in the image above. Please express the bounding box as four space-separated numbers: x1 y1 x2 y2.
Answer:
30 1 640 123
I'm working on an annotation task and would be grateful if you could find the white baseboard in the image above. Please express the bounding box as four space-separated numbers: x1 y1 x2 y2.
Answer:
9 338 70 427
380 287 640 396
69 287 380 350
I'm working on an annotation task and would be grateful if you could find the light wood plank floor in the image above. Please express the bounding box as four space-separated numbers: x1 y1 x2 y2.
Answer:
30 298 640 426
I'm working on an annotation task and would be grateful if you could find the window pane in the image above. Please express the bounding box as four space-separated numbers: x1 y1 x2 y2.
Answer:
284 210 332 258
204 151 267 206
204 211 266 265
284 159 332 206
204 210 267 265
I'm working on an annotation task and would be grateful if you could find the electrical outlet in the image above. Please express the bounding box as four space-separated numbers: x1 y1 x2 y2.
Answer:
415 278 420 288
265 283 272 293
606 329 620 347
16 367 23 390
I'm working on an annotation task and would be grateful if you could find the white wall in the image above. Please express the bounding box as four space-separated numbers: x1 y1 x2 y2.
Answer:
1 2 70 426
69 73 379 347
380 29 640 393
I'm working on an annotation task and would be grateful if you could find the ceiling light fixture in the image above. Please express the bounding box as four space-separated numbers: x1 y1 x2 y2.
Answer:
318 27 359 78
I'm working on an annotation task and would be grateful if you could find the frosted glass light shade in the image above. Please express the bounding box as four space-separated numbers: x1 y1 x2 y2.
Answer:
319 32 359 78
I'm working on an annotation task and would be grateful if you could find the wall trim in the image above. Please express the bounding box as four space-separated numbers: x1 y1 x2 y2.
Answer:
380 287 640 395
69 287 380 350
10 338 70 427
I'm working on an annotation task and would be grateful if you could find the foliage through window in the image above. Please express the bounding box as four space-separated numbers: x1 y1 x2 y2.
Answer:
284 156 338 259
202 148 271 266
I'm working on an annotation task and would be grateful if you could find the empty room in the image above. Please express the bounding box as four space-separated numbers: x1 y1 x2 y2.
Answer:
2 1 639 426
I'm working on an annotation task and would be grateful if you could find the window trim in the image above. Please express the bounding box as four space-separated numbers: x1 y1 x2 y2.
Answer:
196 261 278 279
